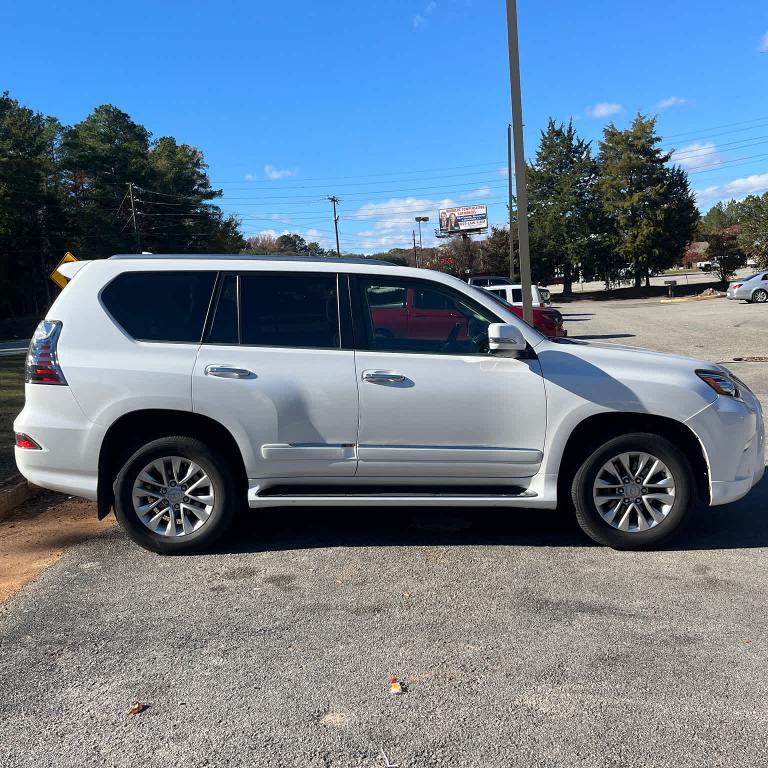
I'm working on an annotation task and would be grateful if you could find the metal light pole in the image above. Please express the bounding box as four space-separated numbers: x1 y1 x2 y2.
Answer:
506 0 533 324
415 216 429 267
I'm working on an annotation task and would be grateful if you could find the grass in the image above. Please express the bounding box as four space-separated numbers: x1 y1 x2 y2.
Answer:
0 356 25 481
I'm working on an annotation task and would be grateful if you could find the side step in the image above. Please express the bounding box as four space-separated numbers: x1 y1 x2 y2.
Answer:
248 484 538 508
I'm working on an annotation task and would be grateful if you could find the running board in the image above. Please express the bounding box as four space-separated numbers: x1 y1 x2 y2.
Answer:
247 484 538 508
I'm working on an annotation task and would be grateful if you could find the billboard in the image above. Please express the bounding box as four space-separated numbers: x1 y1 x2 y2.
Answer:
438 204 488 234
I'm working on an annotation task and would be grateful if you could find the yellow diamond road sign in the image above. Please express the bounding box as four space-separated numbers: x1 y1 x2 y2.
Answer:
50 252 78 289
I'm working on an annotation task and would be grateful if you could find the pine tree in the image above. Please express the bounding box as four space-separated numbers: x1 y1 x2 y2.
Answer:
527 119 598 293
597 114 698 287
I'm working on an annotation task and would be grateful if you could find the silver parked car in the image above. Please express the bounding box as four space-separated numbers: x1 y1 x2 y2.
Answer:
727 272 768 303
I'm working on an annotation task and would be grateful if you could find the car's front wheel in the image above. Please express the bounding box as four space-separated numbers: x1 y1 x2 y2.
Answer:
114 436 237 554
571 432 695 549
752 288 767 304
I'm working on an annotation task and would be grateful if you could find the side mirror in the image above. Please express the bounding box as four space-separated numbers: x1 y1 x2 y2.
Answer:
487 323 526 353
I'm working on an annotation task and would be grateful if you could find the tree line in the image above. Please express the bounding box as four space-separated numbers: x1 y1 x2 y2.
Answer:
3 90 768 324
0 92 243 318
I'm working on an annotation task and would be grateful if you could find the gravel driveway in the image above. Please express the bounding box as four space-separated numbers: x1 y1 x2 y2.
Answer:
2 295 767 768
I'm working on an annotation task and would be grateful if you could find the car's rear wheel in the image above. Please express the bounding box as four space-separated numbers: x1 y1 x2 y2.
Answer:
114 436 237 554
752 288 767 304
571 432 695 549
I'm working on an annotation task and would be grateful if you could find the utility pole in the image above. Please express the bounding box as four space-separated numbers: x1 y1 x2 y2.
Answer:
413 230 418 267
327 196 341 257
507 123 516 283
505 0 533 325
127 182 141 253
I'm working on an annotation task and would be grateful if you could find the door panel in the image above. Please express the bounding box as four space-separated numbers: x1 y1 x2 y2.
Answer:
352 274 547 479
194 346 358 478
355 351 546 478
193 271 358 479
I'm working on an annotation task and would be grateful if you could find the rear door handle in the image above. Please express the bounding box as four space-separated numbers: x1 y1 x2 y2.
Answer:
205 365 254 379
361 370 405 383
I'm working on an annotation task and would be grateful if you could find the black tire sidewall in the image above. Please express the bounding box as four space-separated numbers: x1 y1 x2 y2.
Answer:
114 436 235 554
753 289 767 304
571 432 693 549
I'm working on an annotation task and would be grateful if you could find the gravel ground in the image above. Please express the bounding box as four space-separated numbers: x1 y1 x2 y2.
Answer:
1 296 767 768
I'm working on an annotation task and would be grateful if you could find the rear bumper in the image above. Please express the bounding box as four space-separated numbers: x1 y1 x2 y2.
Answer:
685 389 765 506
726 288 751 301
13 385 101 500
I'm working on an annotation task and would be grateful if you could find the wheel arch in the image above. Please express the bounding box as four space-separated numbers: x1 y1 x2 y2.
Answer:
557 412 710 505
97 409 247 519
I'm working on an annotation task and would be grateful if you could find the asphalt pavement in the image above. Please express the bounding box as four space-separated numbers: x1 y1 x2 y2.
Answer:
1 296 767 768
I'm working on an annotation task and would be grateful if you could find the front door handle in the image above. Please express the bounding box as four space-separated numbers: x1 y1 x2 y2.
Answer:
362 370 405 383
205 365 254 379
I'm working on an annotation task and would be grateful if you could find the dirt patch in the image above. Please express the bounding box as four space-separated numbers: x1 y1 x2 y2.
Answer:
0 492 114 603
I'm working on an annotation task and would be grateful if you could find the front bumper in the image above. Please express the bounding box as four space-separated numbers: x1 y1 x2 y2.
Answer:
685 387 765 506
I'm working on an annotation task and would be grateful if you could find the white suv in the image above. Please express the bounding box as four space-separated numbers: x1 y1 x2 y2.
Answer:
14 255 764 553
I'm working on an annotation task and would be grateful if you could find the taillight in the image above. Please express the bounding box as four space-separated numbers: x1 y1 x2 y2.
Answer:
26 320 67 385
15 433 42 450
731 283 742 289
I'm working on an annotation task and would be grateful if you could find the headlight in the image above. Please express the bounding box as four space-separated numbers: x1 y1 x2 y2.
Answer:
696 369 739 398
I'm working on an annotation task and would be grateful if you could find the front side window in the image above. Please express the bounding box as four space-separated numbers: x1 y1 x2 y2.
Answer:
239 273 339 348
356 277 499 355
101 271 216 343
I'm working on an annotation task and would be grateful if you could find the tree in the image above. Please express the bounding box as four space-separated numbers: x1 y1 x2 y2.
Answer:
275 233 308 255
527 119 599 293
705 229 745 283
479 226 516 276
245 234 279 253
737 193 768 267
0 92 66 317
597 114 698 287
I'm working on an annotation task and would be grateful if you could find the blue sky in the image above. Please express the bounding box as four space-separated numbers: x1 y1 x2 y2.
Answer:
3 0 768 253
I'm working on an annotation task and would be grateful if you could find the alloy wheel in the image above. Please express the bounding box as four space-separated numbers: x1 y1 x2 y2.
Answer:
753 289 767 303
131 455 215 537
592 451 675 532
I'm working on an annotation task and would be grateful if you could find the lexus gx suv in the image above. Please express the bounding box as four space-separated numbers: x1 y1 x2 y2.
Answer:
14 255 764 554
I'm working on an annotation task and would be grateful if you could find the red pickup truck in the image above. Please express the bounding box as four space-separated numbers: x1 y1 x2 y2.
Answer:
370 286 566 342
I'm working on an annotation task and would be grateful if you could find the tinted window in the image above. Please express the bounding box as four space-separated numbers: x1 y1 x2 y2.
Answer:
358 277 498 355
102 271 216 342
239 273 339 348
207 274 238 344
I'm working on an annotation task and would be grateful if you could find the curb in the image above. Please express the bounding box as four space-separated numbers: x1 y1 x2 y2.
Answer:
0 475 43 523
659 294 725 304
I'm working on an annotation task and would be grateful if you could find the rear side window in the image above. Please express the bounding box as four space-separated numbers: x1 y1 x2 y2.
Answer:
239 273 339 348
101 271 216 342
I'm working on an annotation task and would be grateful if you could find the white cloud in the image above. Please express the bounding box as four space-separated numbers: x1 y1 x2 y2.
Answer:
497 166 509 178
759 31 768 52
670 141 721 171
244 173 256 181
695 173 768 206
270 213 291 223
413 0 436 28
586 102 623 118
353 195 451 250
466 186 493 200
657 96 687 110
264 164 296 180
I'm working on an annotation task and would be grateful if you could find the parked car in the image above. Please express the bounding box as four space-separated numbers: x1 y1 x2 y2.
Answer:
726 272 768 303
368 282 564 339
481 291 565 337
15 255 764 554
483 283 550 308
468 275 512 288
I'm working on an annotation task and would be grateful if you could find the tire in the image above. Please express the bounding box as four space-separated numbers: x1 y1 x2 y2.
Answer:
114 436 237 554
752 289 768 304
570 432 695 550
